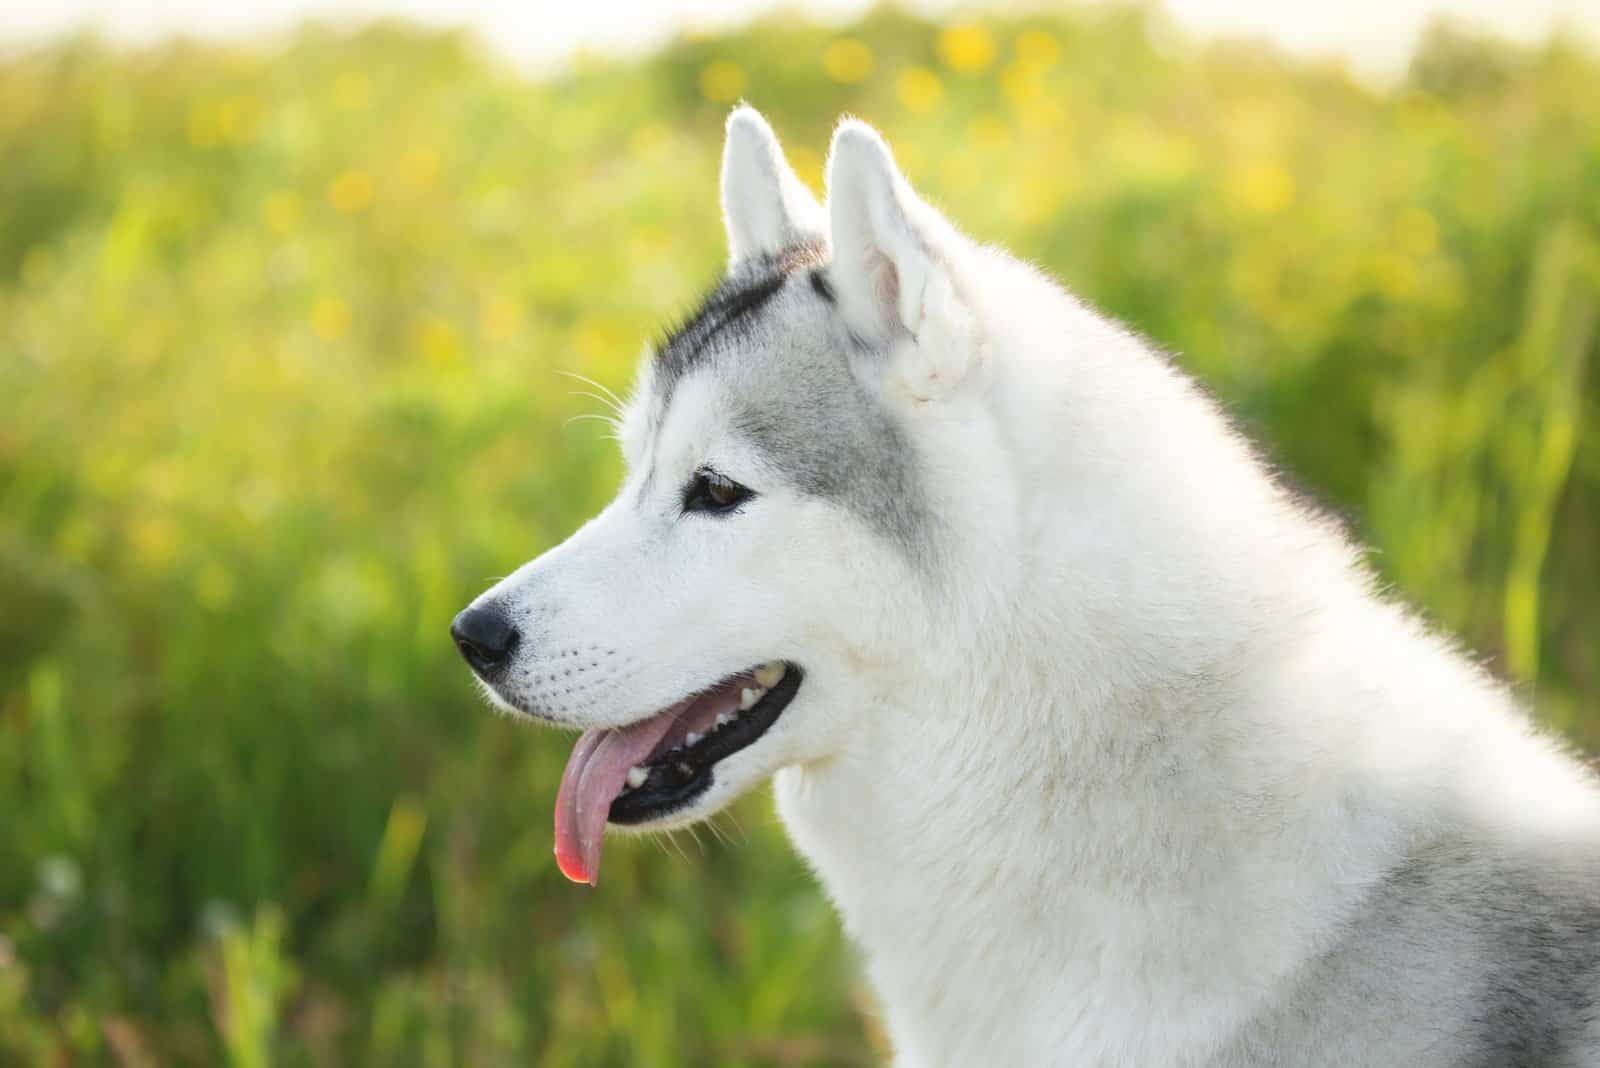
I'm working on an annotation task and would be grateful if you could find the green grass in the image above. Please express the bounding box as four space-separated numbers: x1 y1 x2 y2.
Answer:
1 8 1598 1065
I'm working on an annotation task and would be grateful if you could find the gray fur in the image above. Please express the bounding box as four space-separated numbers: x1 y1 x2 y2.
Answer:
1216 835 1600 1066
649 244 929 554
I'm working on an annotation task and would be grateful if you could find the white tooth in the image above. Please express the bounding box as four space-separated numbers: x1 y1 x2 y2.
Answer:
754 662 785 689
626 766 648 789
715 712 733 728
685 731 702 747
740 687 762 711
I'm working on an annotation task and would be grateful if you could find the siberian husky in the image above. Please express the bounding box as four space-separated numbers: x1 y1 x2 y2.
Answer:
453 108 1600 1066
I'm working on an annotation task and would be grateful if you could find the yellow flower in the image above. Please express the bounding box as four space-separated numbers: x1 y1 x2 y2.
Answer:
895 67 944 113
698 60 746 103
327 169 375 214
1014 29 1060 68
262 191 301 234
822 39 875 84
788 146 824 191
1000 62 1041 106
333 71 371 111
1227 161 1295 216
399 147 441 191
414 315 463 366
311 296 352 341
216 95 261 144
479 295 522 342
1014 172 1063 225
937 24 996 75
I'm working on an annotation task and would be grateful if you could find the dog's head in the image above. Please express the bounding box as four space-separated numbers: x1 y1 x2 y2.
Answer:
453 110 1009 884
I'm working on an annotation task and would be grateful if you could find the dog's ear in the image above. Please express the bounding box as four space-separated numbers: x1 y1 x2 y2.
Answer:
825 119 975 390
720 107 825 266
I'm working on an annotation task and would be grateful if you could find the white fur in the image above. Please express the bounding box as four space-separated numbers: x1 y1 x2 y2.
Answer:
469 112 1600 1065
721 106 827 265
826 119 978 397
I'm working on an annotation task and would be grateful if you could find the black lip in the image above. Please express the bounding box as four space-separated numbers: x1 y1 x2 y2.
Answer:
607 664 804 825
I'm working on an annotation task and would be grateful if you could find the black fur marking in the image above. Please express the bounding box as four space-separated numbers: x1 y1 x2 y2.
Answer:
655 273 786 385
809 268 835 304
654 241 827 392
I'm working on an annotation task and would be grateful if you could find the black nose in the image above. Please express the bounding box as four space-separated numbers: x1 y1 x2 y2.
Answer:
451 605 519 677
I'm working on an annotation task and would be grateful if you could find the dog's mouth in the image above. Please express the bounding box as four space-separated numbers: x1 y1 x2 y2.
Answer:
552 661 802 885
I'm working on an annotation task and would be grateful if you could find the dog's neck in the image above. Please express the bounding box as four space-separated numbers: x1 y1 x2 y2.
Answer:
772 350 1415 1062
775 601 1416 1062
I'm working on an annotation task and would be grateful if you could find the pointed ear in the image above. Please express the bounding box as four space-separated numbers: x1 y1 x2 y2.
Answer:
825 119 969 355
720 107 825 266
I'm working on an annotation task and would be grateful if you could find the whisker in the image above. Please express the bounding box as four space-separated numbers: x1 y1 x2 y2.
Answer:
565 412 623 432
567 389 628 419
557 370 628 414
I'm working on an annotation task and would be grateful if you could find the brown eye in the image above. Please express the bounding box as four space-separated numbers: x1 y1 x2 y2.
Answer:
683 469 754 515
707 479 740 506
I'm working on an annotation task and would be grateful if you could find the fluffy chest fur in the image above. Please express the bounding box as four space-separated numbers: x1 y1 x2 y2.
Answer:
773 652 1395 1065
775 630 1600 1066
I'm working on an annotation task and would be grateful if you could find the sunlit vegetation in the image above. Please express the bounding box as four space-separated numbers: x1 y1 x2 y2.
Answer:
1 8 1597 1064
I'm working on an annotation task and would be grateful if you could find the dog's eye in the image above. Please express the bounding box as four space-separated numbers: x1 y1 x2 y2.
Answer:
683 469 754 515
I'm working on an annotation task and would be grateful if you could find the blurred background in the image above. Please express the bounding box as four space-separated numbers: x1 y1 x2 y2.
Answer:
2 0 1598 1064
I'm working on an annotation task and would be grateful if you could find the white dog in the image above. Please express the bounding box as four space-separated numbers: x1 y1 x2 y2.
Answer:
453 108 1600 1066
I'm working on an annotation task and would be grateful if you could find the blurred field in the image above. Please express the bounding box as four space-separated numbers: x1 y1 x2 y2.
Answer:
1 6 1598 1065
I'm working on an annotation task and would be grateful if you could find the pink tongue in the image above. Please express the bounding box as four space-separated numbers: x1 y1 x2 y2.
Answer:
553 711 681 886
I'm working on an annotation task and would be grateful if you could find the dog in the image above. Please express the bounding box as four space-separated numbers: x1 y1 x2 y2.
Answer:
452 108 1600 1065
